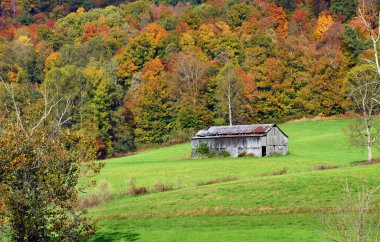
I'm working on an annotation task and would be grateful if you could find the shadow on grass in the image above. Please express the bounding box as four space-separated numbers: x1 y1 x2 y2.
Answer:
91 230 140 242
351 158 380 166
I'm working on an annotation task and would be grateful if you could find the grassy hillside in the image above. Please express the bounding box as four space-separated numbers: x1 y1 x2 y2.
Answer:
86 119 380 241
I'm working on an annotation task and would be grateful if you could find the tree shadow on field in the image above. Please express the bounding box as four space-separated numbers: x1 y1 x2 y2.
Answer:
91 230 140 242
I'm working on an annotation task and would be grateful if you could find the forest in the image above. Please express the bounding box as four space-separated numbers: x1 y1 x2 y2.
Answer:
0 0 376 158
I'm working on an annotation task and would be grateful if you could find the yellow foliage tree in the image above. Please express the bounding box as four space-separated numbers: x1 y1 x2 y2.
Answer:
76 6 85 14
179 32 196 49
7 71 18 83
314 12 333 39
44 52 60 73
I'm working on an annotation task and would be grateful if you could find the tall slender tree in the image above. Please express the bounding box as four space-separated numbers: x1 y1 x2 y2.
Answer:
345 65 380 162
217 62 244 126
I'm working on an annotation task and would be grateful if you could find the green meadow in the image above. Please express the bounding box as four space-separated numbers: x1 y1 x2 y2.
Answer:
86 119 380 241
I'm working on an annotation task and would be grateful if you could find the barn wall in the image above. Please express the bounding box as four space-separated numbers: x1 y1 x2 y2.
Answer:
192 136 262 158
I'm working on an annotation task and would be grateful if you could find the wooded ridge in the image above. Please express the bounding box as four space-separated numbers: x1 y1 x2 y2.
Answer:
0 0 374 158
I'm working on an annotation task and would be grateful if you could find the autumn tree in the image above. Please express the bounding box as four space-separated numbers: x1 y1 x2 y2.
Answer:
268 5 289 38
254 57 291 121
314 11 334 39
131 59 174 144
291 9 310 35
171 50 213 130
173 51 207 106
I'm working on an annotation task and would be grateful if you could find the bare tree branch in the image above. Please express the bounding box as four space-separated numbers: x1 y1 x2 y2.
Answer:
57 98 72 127
0 77 28 137
0 77 72 137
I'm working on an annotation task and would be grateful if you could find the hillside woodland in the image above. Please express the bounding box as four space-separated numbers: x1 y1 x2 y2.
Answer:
0 0 377 158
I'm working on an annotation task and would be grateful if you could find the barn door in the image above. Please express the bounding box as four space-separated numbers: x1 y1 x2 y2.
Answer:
262 146 266 157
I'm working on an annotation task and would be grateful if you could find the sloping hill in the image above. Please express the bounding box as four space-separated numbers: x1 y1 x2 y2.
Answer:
86 119 380 241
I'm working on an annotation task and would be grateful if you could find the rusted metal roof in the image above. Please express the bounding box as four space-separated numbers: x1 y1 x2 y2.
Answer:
194 124 275 138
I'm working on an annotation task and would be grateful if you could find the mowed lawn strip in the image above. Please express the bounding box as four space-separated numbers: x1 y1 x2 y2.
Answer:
91 215 328 242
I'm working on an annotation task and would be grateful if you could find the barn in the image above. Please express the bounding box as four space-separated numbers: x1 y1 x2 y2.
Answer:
191 124 288 158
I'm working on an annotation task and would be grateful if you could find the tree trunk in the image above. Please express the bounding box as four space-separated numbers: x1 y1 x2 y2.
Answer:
370 34 380 76
365 117 373 162
367 143 372 162
228 83 232 126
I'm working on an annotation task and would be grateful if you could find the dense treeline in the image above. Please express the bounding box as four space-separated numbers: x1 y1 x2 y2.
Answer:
0 0 377 157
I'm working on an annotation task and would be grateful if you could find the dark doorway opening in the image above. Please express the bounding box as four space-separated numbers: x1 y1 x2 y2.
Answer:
262 146 266 157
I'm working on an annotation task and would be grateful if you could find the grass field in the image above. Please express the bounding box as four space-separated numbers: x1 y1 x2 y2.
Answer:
86 119 380 241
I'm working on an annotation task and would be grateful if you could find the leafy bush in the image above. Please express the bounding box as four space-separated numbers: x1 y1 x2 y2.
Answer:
128 177 148 196
195 143 210 157
238 152 255 157
78 180 112 209
218 150 230 157
208 150 217 158
154 180 173 192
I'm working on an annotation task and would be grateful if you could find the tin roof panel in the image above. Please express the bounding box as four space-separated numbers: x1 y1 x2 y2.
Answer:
195 124 274 137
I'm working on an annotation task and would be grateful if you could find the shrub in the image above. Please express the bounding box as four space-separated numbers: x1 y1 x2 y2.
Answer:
269 168 288 176
207 150 217 158
195 143 210 156
218 150 230 157
320 183 380 241
238 151 247 157
128 177 148 196
154 180 173 192
238 152 255 157
78 180 112 209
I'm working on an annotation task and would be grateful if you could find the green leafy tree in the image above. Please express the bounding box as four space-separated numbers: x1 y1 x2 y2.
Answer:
116 33 157 70
331 0 357 19
0 79 102 241
83 60 130 157
226 3 252 28
343 25 366 66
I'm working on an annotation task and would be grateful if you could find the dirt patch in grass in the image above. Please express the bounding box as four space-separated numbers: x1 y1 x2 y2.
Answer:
314 165 339 171
262 168 288 176
196 177 239 186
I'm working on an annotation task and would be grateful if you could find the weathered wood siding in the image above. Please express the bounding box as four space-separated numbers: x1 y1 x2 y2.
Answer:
262 127 288 156
191 126 288 158
192 136 262 157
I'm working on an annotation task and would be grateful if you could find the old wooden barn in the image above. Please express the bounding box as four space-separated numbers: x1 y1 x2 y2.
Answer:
191 124 288 158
